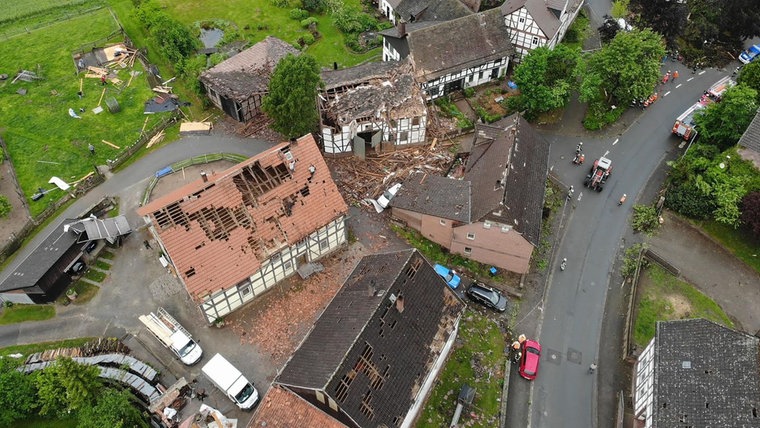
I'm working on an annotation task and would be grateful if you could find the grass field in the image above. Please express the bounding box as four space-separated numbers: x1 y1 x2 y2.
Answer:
633 264 733 347
0 304 56 325
156 0 380 68
0 7 165 217
0 0 104 39
417 310 506 428
696 219 760 274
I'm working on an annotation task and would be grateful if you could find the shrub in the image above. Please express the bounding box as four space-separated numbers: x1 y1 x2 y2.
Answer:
0 196 11 218
463 87 475 98
665 182 715 219
632 204 660 234
299 33 315 45
621 243 647 278
333 8 377 33
740 191 760 239
301 0 325 12
290 8 310 20
271 0 290 7
301 17 318 29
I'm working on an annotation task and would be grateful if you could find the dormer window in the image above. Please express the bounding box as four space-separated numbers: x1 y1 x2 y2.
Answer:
483 221 492 229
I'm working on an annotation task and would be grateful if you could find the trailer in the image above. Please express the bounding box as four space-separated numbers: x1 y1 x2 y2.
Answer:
139 308 203 365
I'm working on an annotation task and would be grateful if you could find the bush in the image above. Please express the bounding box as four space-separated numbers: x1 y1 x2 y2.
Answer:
476 106 501 124
301 17 318 29
290 8 310 20
583 100 625 130
463 87 475 98
621 243 647 278
301 0 325 12
333 8 376 34
0 196 11 218
740 191 760 239
271 0 290 7
299 33 315 46
665 183 715 219
632 204 660 234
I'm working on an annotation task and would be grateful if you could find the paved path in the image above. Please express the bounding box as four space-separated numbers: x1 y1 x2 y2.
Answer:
647 211 760 333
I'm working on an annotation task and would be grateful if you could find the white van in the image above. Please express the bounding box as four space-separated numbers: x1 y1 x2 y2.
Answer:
202 353 259 410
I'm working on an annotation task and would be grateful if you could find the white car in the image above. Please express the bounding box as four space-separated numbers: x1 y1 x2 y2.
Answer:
739 44 760 64
377 183 402 209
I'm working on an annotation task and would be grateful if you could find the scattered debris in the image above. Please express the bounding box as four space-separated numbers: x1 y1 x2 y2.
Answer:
152 85 172 94
12 70 42 83
146 130 165 148
101 140 120 149
144 94 179 114
105 97 120 113
68 108 82 119
16 88 27 96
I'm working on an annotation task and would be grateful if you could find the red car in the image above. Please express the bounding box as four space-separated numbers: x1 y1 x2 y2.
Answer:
519 340 541 380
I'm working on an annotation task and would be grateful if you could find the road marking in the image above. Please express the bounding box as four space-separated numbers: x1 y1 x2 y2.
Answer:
612 138 619 145
603 149 610 157
676 84 682 88
687 77 694 82
663 91 671 97
699 70 706 75
678 141 686 149
577 192 583 202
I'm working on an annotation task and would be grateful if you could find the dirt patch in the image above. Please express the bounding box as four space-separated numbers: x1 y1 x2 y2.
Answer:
0 160 32 243
664 294 692 318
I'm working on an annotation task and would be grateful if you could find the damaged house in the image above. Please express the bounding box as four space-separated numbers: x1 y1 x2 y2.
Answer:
273 249 465 428
137 134 348 323
380 8 514 100
377 0 476 25
319 60 428 157
199 36 299 123
389 114 550 274
502 0 583 60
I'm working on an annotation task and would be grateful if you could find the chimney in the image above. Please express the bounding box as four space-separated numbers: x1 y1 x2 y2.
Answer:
398 19 407 38
200 171 208 182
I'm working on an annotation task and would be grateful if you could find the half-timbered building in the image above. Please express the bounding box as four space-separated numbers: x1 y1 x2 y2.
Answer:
199 36 298 123
319 60 427 157
501 0 583 60
380 8 514 100
137 135 348 323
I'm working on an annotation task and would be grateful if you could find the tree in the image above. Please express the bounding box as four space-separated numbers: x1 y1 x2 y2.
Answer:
77 389 148 428
632 204 660 234
0 359 38 425
36 357 102 416
694 84 758 151
610 0 629 19
738 61 760 104
0 195 11 218
507 45 581 119
597 16 621 45
262 54 323 138
629 0 688 47
740 191 760 239
579 29 665 107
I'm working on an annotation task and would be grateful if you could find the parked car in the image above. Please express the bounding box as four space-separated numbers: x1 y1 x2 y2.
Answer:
466 282 508 312
739 44 760 64
519 339 542 381
69 261 86 275
84 241 97 253
377 183 402 209
433 263 461 289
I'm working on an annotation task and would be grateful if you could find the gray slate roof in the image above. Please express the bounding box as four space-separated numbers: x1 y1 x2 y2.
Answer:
393 0 474 23
405 8 514 81
737 109 760 154
68 215 131 241
0 219 81 292
391 173 471 222
199 36 299 101
502 0 574 39
321 61 402 90
653 319 760 427
276 249 464 427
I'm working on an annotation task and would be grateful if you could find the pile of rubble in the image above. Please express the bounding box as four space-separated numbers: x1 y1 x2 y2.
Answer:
325 141 457 205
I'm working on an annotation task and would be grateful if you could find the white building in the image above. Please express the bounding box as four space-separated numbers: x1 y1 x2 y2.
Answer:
501 0 583 60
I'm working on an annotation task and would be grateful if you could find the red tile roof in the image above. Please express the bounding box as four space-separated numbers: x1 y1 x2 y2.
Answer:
137 134 348 301
248 386 347 428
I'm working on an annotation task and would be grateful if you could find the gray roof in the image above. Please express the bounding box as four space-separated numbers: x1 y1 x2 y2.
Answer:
320 61 427 125
0 219 81 292
393 0 474 23
321 61 402 90
406 8 514 82
737 109 760 154
199 36 299 100
276 249 464 427
653 319 760 427
391 173 471 222
68 215 131 242
502 0 578 39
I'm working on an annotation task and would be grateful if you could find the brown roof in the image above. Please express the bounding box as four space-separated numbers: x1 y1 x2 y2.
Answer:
391 173 471 222
199 36 299 100
407 8 514 82
137 134 348 301
248 386 347 428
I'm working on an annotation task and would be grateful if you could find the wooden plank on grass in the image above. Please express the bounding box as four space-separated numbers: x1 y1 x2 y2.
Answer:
101 140 120 149
87 66 108 75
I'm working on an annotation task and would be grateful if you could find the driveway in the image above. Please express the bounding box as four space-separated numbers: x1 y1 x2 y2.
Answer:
646 210 760 334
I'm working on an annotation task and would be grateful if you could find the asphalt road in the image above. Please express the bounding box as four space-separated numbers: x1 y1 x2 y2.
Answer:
516 67 729 428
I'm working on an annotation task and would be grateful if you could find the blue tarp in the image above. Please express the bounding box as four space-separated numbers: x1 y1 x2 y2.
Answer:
155 166 173 178
507 81 518 90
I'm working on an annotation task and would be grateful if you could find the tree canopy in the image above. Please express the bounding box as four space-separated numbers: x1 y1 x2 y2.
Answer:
77 389 148 428
694 84 758 151
35 357 102 417
579 28 665 106
0 359 38 426
262 54 323 139
738 61 760 104
629 0 688 48
507 45 581 119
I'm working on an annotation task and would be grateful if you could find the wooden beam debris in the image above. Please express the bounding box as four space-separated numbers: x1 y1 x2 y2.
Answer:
101 140 120 149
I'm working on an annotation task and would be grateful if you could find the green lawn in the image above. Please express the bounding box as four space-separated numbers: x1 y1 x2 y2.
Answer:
0 304 55 325
0 338 95 357
0 7 164 217
84 268 107 282
633 264 733 347
417 310 506 428
95 259 111 270
69 280 100 304
155 0 380 68
696 219 760 274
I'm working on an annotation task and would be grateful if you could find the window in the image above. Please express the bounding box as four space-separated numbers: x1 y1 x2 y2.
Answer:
320 238 329 250
316 391 325 403
469 75 474 82
519 17 525 22
466 232 475 240
440 219 446 226
412 117 420 126
478 71 484 79
430 86 440 96
532 37 539 45
283 261 293 271
399 131 408 142
501 225 512 233
483 221 492 229
464 247 472 255
237 282 251 296
328 397 338 411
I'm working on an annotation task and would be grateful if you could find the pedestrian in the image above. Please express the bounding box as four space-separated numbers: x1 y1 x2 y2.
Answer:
589 363 597 373
143 240 152 250
673 70 679 80
100 74 106 86
88 143 95 156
